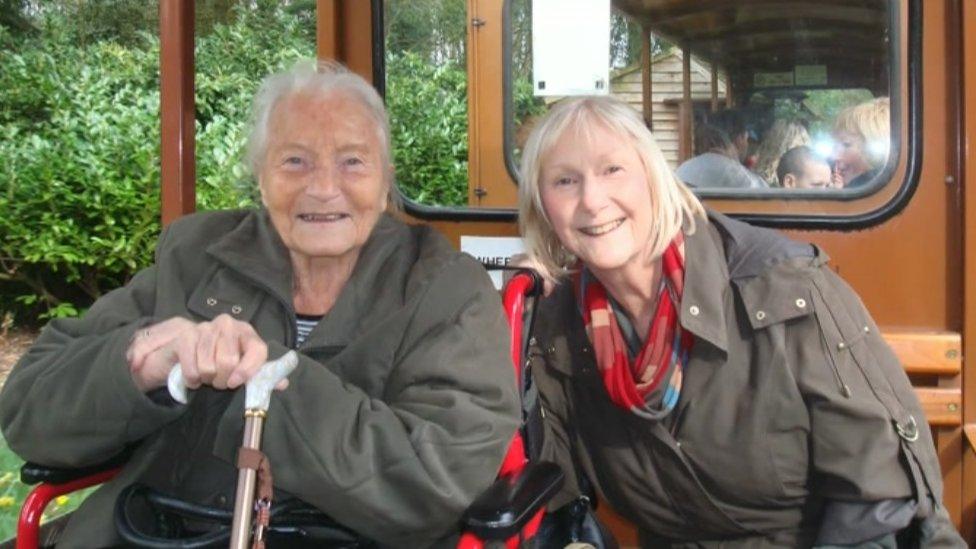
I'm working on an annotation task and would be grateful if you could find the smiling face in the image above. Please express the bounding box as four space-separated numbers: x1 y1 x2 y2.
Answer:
539 122 656 276
832 130 872 184
259 90 388 268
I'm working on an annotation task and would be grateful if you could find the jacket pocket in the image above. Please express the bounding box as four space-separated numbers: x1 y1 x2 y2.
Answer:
186 266 263 323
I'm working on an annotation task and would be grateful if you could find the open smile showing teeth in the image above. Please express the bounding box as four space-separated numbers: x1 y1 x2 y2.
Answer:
579 218 624 236
298 213 349 222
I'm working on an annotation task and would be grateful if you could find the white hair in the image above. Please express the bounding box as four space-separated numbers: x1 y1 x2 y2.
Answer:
245 59 399 206
518 96 706 284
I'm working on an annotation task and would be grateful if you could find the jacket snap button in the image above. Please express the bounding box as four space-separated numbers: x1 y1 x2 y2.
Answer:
206 297 217 307
231 305 243 315
795 298 806 308
863 326 871 333
755 310 766 321
689 305 700 316
837 342 847 350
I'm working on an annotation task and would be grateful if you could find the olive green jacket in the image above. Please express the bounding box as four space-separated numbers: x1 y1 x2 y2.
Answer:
0 209 520 548
530 212 963 547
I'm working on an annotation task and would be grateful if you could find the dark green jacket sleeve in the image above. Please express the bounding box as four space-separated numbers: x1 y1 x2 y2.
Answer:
801 265 963 546
214 256 519 548
0 232 185 467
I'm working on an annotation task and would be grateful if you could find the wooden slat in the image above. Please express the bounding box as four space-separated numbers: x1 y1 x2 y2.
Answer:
882 330 962 375
916 388 962 426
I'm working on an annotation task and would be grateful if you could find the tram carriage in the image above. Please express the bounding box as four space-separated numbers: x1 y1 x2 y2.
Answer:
6 0 976 546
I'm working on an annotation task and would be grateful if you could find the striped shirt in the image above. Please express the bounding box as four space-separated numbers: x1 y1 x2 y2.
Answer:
295 314 323 347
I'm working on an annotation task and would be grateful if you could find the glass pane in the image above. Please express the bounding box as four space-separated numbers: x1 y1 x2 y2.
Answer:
195 1 316 211
509 0 897 197
384 0 470 207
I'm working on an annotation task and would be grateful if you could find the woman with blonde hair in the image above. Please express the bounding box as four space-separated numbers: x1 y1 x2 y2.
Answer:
753 118 811 186
517 95 961 547
833 96 890 188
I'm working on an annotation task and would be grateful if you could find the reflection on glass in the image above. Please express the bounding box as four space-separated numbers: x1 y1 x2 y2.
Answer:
384 0 470 207
509 0 896 197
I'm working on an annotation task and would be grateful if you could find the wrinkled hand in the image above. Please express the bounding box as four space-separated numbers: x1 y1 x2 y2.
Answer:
503 253 554 297
126 315 280 394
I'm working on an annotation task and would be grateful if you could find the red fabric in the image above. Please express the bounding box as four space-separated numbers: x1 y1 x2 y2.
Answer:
575 235 692 415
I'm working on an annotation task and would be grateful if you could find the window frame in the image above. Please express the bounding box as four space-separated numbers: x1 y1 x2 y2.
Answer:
378 0 921 229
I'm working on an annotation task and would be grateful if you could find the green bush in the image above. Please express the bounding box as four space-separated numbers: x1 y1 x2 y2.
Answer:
0 4 314 324
386 52 470 207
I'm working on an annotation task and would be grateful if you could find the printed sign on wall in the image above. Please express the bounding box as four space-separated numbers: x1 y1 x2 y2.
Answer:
460 236 525 289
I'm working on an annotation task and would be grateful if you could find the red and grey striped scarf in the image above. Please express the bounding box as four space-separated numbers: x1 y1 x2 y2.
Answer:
574 235 692 419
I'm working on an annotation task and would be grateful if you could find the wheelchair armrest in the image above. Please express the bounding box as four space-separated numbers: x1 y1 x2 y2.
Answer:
462 460 564 540
21 450 131 485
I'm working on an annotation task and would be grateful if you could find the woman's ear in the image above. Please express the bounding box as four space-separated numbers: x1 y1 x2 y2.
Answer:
781 174 797 188
256 176 268 207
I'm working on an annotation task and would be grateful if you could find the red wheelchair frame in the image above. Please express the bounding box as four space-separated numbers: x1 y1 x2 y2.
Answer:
15 270 557 549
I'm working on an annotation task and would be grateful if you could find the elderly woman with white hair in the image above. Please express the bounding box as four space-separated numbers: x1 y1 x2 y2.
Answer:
517 95 962 547
0 60 518 548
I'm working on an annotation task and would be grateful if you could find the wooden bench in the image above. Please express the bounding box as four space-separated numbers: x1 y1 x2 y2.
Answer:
885 330 963 427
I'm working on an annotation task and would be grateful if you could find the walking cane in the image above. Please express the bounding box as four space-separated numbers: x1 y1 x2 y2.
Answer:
167 350 300 549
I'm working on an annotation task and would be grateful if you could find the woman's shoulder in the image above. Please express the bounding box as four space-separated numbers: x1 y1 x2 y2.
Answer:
705 210 821 280
384 219 497 299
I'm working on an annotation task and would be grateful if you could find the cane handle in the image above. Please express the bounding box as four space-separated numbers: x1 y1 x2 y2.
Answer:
167 351 300 408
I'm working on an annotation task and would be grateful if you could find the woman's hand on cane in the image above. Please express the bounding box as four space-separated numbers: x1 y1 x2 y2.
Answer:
127 314 286 394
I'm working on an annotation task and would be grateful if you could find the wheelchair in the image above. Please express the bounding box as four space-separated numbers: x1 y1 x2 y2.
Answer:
13 270 614 549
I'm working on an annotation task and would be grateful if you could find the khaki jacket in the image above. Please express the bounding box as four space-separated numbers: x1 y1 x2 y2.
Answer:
0 209 519 548
530 212 963 547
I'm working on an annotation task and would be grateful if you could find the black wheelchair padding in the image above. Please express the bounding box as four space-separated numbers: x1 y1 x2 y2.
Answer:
21 450 132 485
115 483 374 548
461 460 564 540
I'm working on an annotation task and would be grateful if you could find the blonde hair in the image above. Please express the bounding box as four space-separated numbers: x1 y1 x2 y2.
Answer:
518 96 706 284
834 97 891 169
754 119 811 186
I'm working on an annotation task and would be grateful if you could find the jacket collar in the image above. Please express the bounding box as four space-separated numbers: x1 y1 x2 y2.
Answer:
678 213 730 353
205 209 407 348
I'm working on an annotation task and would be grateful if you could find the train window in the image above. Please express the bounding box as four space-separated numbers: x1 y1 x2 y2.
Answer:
382 0 471 208
505 0 904 206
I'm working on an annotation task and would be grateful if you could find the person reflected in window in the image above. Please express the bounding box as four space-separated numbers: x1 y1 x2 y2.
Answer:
778 145 833 189
709 109 751 164
833 97 890 188
754 119 811 186
675 124 767 189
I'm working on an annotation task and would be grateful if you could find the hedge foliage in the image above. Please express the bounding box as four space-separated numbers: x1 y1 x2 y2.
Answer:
0 4 314 322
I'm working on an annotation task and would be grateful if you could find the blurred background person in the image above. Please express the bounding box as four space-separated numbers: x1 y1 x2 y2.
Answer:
754 119 811 186
832 97 890 188
676 124 766 189
777 145 833 189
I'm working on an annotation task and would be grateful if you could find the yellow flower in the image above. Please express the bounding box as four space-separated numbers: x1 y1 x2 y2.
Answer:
55 495 70 506
0 496 15 508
